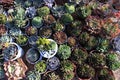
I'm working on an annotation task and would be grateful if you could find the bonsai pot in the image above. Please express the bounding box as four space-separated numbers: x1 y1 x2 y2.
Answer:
39 27 52 38
26 48 42 64
39 39 58 58
47 56 60 71
2 42 24 61
53 31 67 44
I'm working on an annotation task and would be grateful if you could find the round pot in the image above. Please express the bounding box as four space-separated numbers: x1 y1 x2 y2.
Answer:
26 48 42 64
32 16 43 28
39 27 52 38
40 39 58 58
53 31 67 44
47 56 60 71
3 42 24 61
25 26 38 36
28 35 38 47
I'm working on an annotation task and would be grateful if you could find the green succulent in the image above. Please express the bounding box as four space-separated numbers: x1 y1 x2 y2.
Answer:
77 64 95 79
87 53 106 68
0 14 7 24
34 60 47 73
98 68 115 80
32 16 43 28
37 6 50 17
97 38 110 52
60 13 73 25
63 71 74 80
72 48 88 64
76 5 92 19
61 60 74 73
47 72 61 80
53 22 64 32
57 44 71 59
16 35 28 46
64 3 75 14
14 19 27 28
106 53 120 70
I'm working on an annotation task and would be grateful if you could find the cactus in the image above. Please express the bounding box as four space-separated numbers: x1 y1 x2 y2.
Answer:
57 44 71 59
16 35 28 46
37 6 50 17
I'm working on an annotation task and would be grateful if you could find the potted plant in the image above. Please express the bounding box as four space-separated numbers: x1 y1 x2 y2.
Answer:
43 15 56 26
71 48 88 64
68 20 82 36
52 21 65 32
96 38 110 53
112 34 120 53
34 60 47 74
64 3 75 14
77 64 95 79
28 36 38 47
0 14 7 24
97 68 115 80
26 70 41 80
36 38 58 58
0 24 7 36
85 16 102 34
60 13 73 25
26 48 42 64
57 44 71 60
76 5 92 19
62 71 75 80
9 28 22 36
0 35 14 43
67 37 76 47
2 42 24 61
0 0 14 9
42 71 61 80
3 58 28 80
47 56 60 71
39 27 52 38
24 0 32 8
37 6 50 17
53 31 67 44
15 35 28 46
25 6 36 19
32 16 43 28
25 26 38 36
106 52 120 70
43 0 55 8
0 66 5 79
87 52 106 68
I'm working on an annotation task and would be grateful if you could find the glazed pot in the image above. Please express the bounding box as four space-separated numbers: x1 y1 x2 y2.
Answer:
26 48 42 64
39 39 58 58
3 42 24 61
47 56 60 71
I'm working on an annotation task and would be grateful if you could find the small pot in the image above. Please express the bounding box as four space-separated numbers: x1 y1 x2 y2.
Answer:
3 42 24 61
0 24 8 36
25 6 36 19
9 28 23 37
53 31 67 44
26 48 42 64
39 27 52 38
32 16 43 28
47 56 60 71
28 35 38 47
39 39 58 58
15 34 28 46
25 26 38 36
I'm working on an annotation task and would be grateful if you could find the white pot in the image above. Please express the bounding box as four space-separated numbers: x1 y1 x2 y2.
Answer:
40 39 58 58
5 42 24 61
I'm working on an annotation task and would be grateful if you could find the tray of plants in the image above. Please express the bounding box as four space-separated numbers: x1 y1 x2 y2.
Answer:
0 0 120 80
